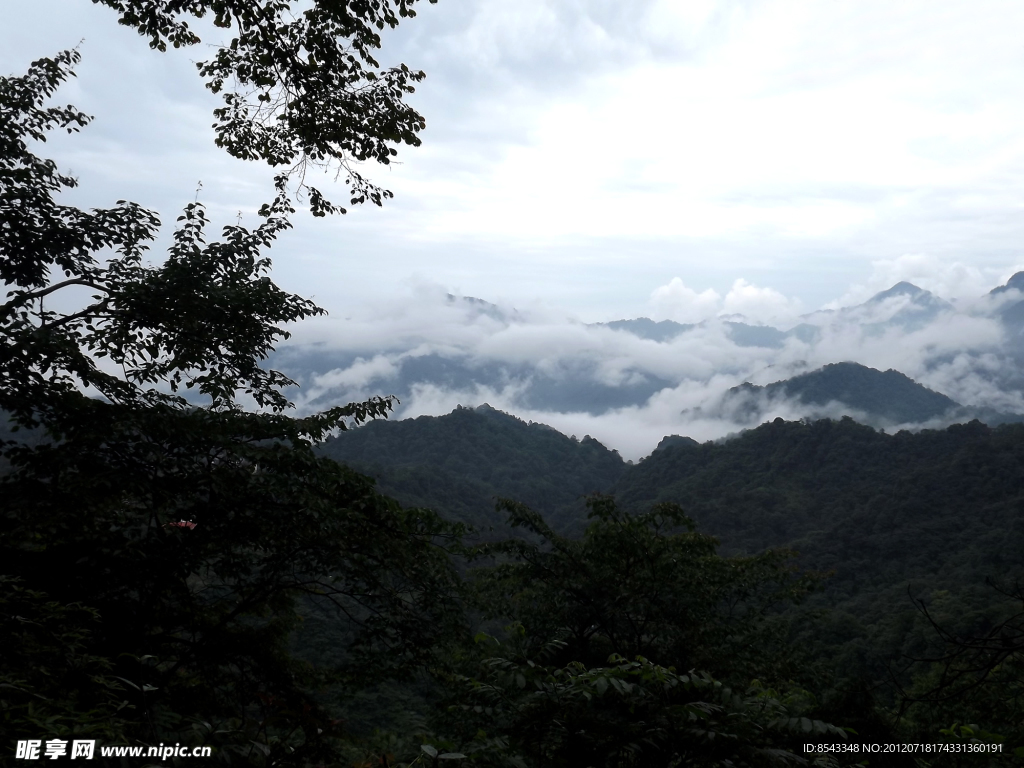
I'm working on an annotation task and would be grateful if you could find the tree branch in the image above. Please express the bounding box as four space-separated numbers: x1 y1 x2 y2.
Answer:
2 278 109 316
42 299 111 331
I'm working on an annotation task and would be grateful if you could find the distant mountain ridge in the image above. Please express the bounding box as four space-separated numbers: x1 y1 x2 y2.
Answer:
718 362 1024 428
990 271 1024 337
989 271 1024 296
593 317 817 348
865 281 953 310
315 361 1023 539
316 403 625 535
600 281 959 347
599 317 695 343
728 362 959 424
272 276 1024 427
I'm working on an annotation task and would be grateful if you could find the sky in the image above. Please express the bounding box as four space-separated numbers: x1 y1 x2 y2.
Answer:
6 0 1024 325
6 1 1024 458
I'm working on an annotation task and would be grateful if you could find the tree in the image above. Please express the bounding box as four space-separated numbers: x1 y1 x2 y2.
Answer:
893 581 1024 763
92 0 438 216
401 497 844 768
1 2 462 761
443 642 847 768
0 577 132 748
469 496 820 684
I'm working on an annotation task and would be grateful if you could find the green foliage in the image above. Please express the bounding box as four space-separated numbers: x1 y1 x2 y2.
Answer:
0 49 324 422
1 19 463 764
319 406 626 536
92 0 438 215
2 374 466 762
615 418 1024 683
0 578 130 745
893 583 1024 765
749 362 959 424
325 496 846 767
320 407 1024 758
432 632 847 768
470 496 819 685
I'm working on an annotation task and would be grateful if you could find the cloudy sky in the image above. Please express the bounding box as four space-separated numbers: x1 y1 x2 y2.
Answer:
6 0 1024 325
7 1 1024 457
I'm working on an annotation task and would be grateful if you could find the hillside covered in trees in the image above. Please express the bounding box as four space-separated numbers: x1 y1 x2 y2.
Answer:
317 404 625 535
5 3 1024 767
321 404 1024 763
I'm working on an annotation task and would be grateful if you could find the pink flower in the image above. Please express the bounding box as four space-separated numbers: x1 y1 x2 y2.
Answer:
167 520 197 530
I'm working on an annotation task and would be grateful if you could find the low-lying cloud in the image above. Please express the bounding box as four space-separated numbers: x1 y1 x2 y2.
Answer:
648 276 804 325
274 271 1024 462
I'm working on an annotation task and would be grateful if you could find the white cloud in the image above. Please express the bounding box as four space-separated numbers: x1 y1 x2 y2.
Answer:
12 0 1024 458
722 278 803 324
399 378 535 421
825 253 1021 309
10 0 1024 319
274 275 1024 462
311 355 400 393
648 276 803 325
649 278 721 322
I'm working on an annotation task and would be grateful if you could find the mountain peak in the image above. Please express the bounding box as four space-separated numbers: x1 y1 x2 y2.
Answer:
653 434 700 452
595 317 695 343
728 362 960 425
868 281 925 302
990 272 1024 295
446 294 520 323
858 282 953 321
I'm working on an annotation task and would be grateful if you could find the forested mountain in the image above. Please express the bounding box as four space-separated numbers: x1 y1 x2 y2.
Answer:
9 6 1024 765
618 417 1024 661
317 403 626 534
321 403 1024 615
321 404 1024 581
323 404 1024 710
727 361 959 424
713 361 1024 428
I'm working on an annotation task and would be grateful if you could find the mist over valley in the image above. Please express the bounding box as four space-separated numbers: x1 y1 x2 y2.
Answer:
275 271 1024 460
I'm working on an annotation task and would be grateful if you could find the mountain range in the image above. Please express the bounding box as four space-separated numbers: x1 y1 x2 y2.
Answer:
318 403 624 535
317 401 1024 686
711 361 1024 429
272 273 1024 458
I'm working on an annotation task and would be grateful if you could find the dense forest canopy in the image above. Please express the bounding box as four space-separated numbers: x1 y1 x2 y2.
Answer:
3 2 1024 766
322 405 1024 765
0 2 460 764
